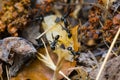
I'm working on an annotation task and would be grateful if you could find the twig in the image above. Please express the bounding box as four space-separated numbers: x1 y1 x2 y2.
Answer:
36 26 55 39
103 37 118 56
96 27 120 80
6 65 10 80
106 0 109 9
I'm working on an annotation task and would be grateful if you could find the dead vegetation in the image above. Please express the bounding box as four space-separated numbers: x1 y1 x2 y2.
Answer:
0 0 120 80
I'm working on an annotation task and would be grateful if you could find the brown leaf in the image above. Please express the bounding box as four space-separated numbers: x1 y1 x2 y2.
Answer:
11 47 76 80
58 60 76 79
11 59 54 80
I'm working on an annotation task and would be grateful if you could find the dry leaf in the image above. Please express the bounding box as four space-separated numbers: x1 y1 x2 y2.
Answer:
58 60 76 79
71 25 80 51
11 59 54 80
42 15 73 47
42 15 74 61
11 47 56 80
11 47 76 80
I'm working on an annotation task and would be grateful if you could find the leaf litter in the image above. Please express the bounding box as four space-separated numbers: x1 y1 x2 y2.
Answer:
0 0 120 80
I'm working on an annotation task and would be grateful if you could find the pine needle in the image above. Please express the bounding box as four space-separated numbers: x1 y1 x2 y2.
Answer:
96 27 120 80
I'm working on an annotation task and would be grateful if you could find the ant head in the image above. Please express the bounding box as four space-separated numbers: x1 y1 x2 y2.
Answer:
67 47 72 51
39 15 44 21
68 33 72 38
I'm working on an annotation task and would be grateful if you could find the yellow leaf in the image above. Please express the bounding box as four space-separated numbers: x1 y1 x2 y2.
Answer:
71 25 80 51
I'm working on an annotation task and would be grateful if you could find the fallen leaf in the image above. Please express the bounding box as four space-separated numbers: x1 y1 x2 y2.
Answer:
58 60 76 79
11 59 54 80
11 47 76 80
71 25 80 51
42 15 74 61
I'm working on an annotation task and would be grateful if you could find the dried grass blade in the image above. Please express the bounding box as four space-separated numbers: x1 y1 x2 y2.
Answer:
96 27 120 80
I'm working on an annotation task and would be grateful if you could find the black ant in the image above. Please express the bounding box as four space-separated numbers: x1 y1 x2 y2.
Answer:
64 27 72 38
32 15 44 22
55 7 72 38
67 47 80 56
67 47 76 56
61 24 72 38
61 7 72 21
67 47 81 61
50 35 60 50
61 7 72 28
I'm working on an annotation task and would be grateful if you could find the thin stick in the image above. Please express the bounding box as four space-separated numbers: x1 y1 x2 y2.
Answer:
6 65 10 80
96 27 120 80
106 0 109 9
59 71 70 80
36 26 54 39
41 38 50 56
103 37 118 56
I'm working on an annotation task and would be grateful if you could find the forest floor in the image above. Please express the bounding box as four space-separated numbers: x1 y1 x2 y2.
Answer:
0 0 120 80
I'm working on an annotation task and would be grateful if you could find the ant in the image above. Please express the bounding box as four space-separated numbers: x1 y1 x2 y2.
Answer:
67 47 80 56
50 35 60 50
64 27 72 38
67 47 76 56
55 7 72 38
61 8 71 28
31 15 44 23
67 47 81 61
61 7 72 21
61 24 72 38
